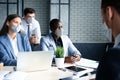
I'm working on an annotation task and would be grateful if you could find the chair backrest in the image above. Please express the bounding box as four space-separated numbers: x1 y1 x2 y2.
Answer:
73 43 114 61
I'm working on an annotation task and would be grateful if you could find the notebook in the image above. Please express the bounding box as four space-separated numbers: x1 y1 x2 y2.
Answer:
75 58 99 69
0 71 27 80
16 51 54 72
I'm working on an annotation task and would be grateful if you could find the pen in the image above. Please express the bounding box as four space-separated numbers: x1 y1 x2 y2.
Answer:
58 68 66 72
4 71 12 77
73 55 77 58
79 73 88 78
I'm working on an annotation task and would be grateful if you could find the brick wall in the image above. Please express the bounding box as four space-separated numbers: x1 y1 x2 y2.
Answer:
0 0 109 43
24 0 50 35
70 0 108 43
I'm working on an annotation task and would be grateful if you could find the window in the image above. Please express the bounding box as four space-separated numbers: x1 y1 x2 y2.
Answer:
0 0 23 29
50 0 70 36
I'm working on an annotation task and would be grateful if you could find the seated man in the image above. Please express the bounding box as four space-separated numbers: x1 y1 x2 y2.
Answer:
40 19 81 63
96 48 120 80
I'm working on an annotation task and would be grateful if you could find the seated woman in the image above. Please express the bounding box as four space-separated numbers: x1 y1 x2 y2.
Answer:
0 14 31 66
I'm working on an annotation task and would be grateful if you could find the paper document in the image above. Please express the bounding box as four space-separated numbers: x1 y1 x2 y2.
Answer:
0 70 10 80
75 58 99 69
0 70 28 80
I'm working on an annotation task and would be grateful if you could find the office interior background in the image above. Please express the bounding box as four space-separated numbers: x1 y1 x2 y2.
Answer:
0 0 109 43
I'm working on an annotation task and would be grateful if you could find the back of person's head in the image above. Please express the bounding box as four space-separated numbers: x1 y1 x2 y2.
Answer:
24 8 35 16
101 0 120 14
0 14 21 36
50 19 61 32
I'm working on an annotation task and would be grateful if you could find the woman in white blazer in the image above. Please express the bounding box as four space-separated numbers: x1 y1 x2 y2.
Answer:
40 19 81 63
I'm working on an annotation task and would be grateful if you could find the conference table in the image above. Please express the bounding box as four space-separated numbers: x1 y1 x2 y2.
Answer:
3 58 97 80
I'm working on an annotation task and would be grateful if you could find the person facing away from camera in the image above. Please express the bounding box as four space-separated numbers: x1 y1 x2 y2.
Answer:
96 0 120 80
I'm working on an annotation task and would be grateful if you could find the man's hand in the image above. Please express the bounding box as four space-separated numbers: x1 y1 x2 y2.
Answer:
73 54 81 62
29 35 39 44
65 54 81 64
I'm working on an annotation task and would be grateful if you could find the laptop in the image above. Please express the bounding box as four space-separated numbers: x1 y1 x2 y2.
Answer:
16 51 54 72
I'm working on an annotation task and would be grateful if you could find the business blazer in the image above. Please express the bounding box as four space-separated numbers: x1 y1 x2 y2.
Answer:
0 33 31 66
96 48 120 80
40 33 81 57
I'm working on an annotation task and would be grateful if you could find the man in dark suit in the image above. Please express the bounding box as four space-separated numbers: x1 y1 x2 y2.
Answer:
96 0 120 80
96 48 120 80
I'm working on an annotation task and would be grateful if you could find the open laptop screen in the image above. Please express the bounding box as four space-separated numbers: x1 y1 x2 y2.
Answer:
17 51 54 72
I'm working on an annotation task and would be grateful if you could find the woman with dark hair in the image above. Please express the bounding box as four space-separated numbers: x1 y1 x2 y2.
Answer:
0 14 31 66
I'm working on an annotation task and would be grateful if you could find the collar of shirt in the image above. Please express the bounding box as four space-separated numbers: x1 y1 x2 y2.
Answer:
7 34 19 57
52 35 63 47
23 18 32 26
114 34 120 47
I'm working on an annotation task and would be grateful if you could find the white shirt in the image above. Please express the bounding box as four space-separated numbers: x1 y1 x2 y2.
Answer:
113 34 120 47
8 34 18 57
21 18 41 41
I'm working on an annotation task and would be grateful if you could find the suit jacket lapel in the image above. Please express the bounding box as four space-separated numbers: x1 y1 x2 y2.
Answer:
17 33 24 51
49 34 56 50
3 35 16 59
61 36 68 57
61 36 65 47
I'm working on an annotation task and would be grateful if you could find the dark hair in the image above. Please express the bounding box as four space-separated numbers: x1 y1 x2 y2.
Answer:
0 14 21 36
24 8 35 16
50 19 61 31
101 0 120 14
